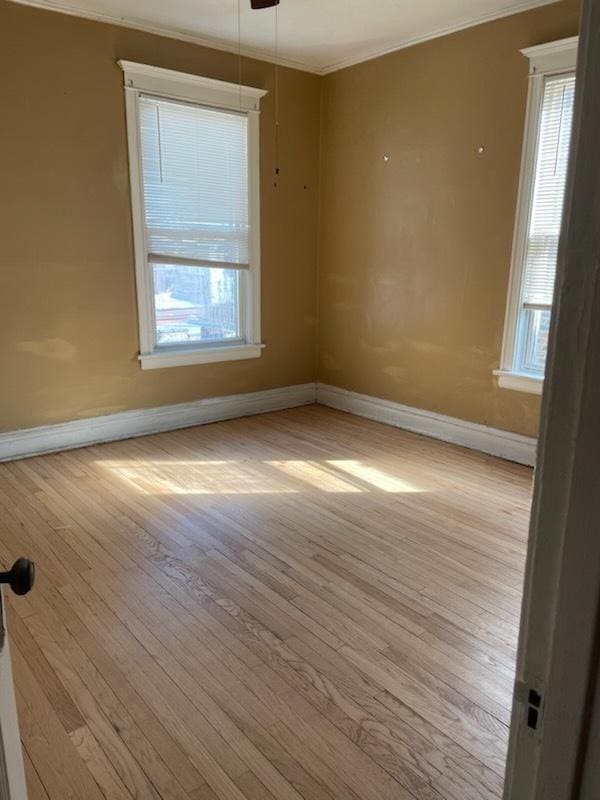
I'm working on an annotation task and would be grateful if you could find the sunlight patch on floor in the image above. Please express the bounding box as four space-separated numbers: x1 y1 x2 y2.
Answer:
98 463 297 495
94 458 424 494
266 460 363 493
326 460 424 493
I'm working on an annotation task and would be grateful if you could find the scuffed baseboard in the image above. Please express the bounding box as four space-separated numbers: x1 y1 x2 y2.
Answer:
0 381 536 466
317 383 537 466
0 383 317 462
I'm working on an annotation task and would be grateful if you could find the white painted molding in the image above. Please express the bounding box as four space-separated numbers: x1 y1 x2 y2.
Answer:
0 381 538 465
494 369 544 395
521 35 579 74
120 61 263 366
317 384 537 466
0 383 316 463
9 0 560 76
7 0 318 74
118 60 267 111
0 593 28 800
139 344 265 370
319 0 560 73
497 35 577 385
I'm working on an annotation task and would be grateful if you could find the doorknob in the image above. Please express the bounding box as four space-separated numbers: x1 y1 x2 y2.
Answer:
0 558 35 596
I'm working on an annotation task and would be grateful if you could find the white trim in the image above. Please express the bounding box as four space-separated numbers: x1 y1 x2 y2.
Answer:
0 593 28 800
317 384 537 466
318 0 561 73
139 343 264 370
9 0 560 76
247 109 262 345
504 4 600 793
521 35 579 74
494 369 544 394
497 37 578 384
118 60 267 111
498 68 545 375
123 83 154 355
120 62 264 369
0 384 317 463
0 382 538 464
7 0 318 74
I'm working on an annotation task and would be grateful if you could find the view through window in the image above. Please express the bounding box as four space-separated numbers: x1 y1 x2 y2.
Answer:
514 73 576 376
139 95 249 348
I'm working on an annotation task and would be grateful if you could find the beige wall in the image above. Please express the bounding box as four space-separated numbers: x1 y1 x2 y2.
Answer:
0 0 581 438
317 0 580 438
0 0 321 430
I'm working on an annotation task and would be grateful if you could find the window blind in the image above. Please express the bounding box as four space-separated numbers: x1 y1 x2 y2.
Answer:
521 74 575 308
139 96 249 267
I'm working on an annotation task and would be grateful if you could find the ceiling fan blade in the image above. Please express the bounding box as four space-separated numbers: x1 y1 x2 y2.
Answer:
250 0 279 8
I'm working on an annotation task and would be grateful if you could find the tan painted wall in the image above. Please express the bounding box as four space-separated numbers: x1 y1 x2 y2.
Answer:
0 0 581 438
317 0 580 438
0 0 321 430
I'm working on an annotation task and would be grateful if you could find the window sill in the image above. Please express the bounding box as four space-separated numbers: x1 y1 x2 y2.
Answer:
139 343 265 370
494 369 544 395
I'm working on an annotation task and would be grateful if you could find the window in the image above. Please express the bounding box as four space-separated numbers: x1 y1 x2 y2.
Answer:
496 37 577 394
119 61 266 369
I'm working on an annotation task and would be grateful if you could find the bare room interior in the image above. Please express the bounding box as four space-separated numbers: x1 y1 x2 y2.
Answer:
0 0 595 798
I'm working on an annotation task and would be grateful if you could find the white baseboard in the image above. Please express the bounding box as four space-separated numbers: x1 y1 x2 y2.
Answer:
0 383 317 462
0 381 537 466
316 383 537 466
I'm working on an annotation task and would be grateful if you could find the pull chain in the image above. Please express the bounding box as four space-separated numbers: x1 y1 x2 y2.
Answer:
274 2 280 180
237 0 243 111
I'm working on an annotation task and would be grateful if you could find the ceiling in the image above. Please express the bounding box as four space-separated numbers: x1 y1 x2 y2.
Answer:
12 0 558 73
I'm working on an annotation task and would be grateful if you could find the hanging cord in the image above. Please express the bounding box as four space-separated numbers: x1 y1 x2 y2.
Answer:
553 85 567 176
156 105 164 183
237 0 243 111
274 2 280 178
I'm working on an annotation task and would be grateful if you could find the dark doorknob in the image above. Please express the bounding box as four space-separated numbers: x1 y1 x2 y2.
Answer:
0 558 35 596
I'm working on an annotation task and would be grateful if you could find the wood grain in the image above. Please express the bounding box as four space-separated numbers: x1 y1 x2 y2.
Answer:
0 405 531 799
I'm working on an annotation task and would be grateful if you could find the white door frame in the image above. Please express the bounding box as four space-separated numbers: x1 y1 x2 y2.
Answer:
0 590 28 800
504 0 600 796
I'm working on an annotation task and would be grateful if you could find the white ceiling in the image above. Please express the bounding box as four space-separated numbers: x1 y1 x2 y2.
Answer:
12 0 558 73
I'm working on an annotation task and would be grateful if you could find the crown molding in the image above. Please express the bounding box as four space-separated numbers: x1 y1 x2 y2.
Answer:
9 0 561 77
318 0 561 74
7 0 320 74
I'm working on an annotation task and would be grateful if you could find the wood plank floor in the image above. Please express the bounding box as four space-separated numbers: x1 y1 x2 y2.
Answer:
1 405 532 800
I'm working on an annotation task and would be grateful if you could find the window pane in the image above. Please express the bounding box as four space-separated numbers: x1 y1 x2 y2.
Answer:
518 308 551 375
522 75 575 307
153 264 240 347
139 97 249 265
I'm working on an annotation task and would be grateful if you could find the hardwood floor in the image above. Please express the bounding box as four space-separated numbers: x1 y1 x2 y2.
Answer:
0 405 532 800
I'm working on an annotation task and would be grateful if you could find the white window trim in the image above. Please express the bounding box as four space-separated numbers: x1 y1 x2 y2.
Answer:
118 60 267 370
496 36 578 394
494 369 544 395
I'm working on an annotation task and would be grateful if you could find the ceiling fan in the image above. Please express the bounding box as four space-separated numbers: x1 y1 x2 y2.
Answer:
250 0 279 7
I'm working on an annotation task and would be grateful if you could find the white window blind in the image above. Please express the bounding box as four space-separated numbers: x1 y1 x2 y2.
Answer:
139 96 249 268
521 74 576 309
496 37 577 392
120 61 264 369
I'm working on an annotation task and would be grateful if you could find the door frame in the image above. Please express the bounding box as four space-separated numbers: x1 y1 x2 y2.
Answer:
504 0 600 796
0 590 28 800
